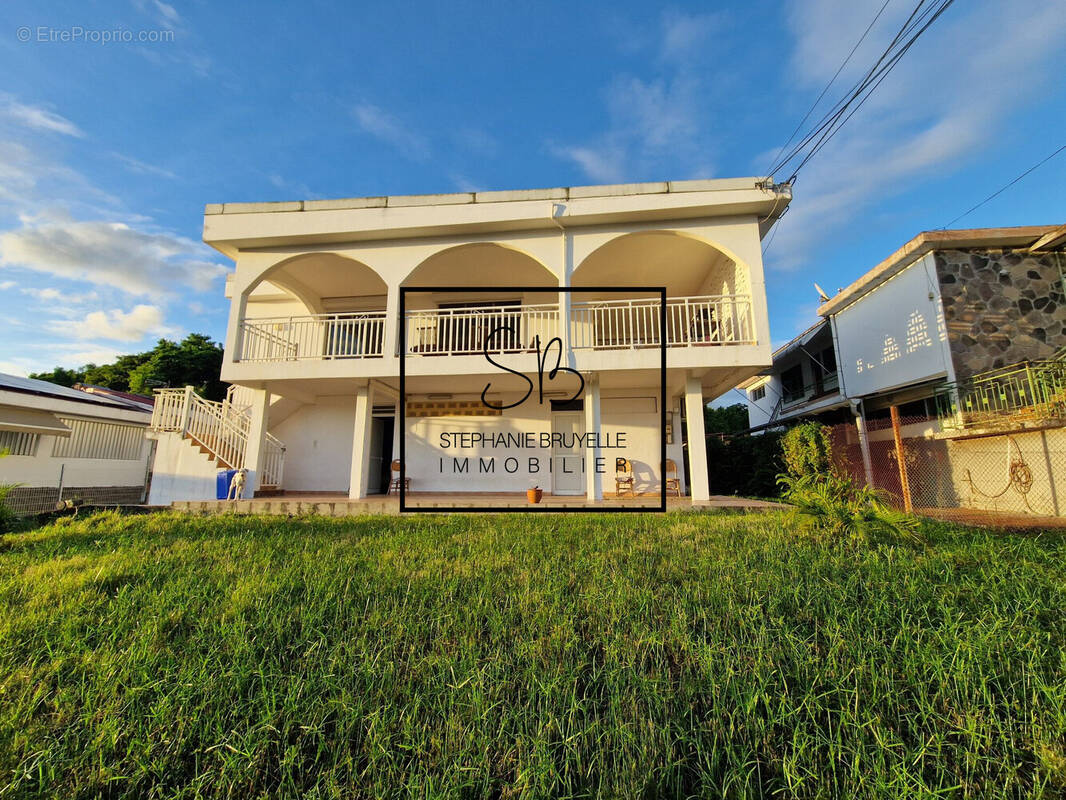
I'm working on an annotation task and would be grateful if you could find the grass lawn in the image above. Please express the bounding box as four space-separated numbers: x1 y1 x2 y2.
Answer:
0 511 1064 799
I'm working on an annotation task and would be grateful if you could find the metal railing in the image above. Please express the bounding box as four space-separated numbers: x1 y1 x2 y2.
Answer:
570 295 755 350
150 386 285 487
934 357 1066 432
236 294 756 361
405 303 560 356
239 312 386 361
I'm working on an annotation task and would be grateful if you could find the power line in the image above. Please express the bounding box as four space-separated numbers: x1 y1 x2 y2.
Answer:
765 0 893 176
941 143 1066 229
787 0 955 179
768 0 956 182
768 0 939 176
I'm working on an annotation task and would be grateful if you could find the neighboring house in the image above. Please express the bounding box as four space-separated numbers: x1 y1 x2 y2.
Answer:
741 224 1066 516
0 374 155 514
148 178 791 505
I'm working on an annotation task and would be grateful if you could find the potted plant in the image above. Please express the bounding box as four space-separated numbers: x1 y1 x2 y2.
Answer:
526 484 543 504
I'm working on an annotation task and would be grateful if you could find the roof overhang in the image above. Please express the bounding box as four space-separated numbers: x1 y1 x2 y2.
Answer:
817 225 1061 317
1030 223 1066 252
202 178 792 259
0 405 71 437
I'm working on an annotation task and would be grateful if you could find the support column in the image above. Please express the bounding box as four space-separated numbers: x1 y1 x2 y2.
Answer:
853 401 875 489
684 374 710 504
383 282 401 358
889 405 913 513
584 374 603 501
223 282 249 367
242 387 270 497
349 384 374 499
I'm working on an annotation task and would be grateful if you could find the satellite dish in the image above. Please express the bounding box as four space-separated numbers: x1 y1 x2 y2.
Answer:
814 282 830 302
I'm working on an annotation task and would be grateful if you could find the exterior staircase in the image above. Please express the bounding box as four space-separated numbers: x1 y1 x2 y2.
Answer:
149 386 285 490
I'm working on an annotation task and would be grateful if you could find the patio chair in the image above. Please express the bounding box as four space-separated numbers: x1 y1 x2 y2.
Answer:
664 459 681 497
388 460 410 495
615 457 635 497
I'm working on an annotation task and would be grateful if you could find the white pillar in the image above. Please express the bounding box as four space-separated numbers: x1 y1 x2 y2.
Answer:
684 375 710 503
383 282 401 358
853 402 875 488
349 384 374 499
584 374 603 501
242 387 270 497
223 282 249 366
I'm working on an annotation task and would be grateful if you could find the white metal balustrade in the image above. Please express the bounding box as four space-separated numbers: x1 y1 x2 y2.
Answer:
240 313 386 361
405 303 560 356
150 386 285 487
234 295 754 361
570 295 755 350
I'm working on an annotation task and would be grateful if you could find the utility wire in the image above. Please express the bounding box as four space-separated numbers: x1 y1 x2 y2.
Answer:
768 0 936 176
768 0 955 182
786 0 955 178
941 144 1066 229
765 0 893 176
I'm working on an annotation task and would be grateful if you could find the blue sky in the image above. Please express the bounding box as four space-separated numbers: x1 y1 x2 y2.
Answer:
0 0 1064 382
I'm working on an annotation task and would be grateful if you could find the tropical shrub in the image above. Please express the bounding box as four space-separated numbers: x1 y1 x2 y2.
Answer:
778 473 923 546
778 422 921 546
0 485 16 535
780 421 835 479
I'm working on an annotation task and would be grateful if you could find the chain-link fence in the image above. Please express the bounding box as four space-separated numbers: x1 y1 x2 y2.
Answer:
825 413 1066 527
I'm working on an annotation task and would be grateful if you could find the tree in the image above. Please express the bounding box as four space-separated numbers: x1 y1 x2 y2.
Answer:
704 403 750 435
29 334 227 401
27 366 83 388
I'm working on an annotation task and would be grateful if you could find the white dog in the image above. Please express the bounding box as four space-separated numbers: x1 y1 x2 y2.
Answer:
227 468 247 501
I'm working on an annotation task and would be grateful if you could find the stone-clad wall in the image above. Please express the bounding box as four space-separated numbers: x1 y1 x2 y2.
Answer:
935 248 1065 381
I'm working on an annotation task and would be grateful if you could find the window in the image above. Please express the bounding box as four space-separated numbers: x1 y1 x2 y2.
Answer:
51 419 144 460
781 364 806 403
820 347 837 375
0 430 39 456
749 385 766 402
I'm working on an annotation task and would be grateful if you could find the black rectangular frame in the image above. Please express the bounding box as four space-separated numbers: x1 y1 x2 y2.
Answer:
398 285 668 513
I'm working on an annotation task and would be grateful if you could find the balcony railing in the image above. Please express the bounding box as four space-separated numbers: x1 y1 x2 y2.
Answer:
240 312 386 361
570 295 754 350
934 356 1066 432
405 303 560 356
235 295 755 363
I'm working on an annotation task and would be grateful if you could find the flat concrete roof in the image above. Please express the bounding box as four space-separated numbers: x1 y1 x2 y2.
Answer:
816 225 1062 317
205 178 775 216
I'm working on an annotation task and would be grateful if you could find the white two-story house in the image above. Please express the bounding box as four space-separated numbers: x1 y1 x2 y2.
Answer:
148 178 790 507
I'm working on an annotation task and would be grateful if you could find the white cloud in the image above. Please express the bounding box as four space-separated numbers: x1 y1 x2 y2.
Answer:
352 103 431 161
0 96 83 137
54 304 173 342
0 280 14 290
766 0 1066 267
0 218 228 297
150 0 181 25
112 152 177 179
552 11 719 182
550 145 626 184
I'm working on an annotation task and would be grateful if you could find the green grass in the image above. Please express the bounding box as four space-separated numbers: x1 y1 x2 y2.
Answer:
0 511 1064 799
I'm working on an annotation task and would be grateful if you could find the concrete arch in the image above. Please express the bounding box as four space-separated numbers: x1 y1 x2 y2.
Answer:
244 252 389 314
402 242 559 288
572 230 748 298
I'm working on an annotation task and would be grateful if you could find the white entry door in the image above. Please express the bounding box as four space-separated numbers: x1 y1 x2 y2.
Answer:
551 412 585 495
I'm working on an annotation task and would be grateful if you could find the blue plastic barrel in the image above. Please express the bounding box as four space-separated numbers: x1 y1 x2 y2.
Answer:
217 469 238 499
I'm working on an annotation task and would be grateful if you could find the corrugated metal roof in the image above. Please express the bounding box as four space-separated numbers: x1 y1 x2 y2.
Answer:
0 373 137 410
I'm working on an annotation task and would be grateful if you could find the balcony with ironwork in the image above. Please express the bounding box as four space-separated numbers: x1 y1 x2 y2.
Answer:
934 353 1066 436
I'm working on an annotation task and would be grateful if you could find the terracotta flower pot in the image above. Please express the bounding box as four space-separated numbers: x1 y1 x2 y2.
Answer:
527 488 543 504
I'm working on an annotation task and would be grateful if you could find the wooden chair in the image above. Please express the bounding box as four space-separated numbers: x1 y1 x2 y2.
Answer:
664 459 681 497
388 459 410 495
615 457 635 497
